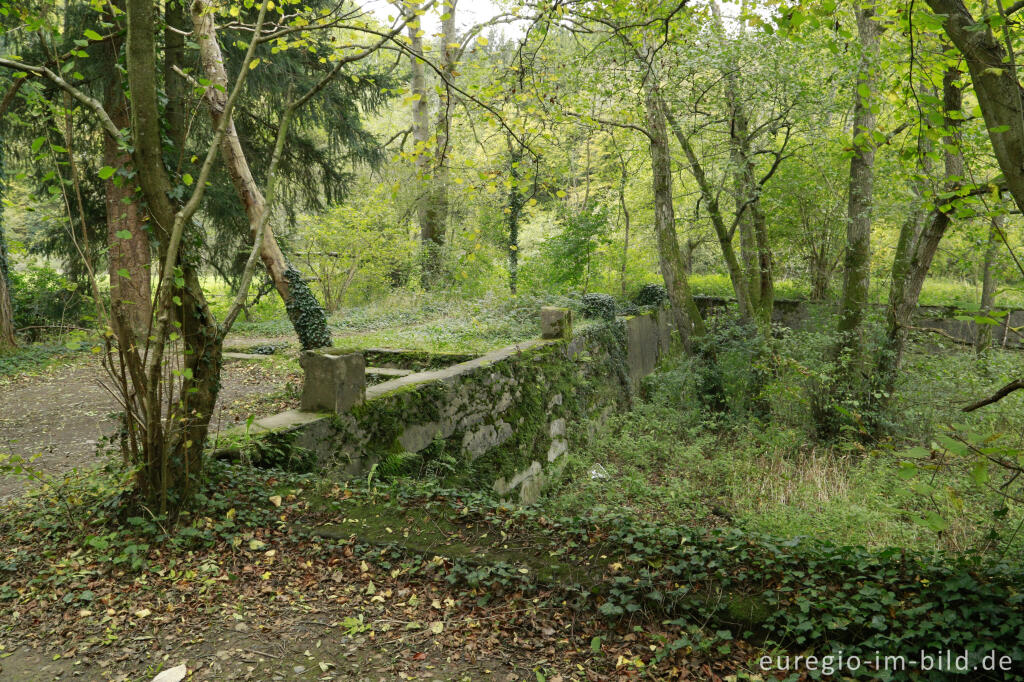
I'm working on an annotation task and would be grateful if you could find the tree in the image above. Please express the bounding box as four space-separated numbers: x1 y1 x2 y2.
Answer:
876 62 965 396
405 0 459 287
0 0 414 514
0 137 14 349
835 3 881 353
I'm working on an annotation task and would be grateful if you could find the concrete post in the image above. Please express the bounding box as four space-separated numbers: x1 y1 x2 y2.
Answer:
299 351 366 413
540 307 572 339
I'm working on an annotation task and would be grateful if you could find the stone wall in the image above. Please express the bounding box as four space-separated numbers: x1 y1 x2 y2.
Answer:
223 308 675 503
694 295 1024 348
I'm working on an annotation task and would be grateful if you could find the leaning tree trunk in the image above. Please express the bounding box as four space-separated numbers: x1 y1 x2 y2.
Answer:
876 65 962 398
976 213 1002 353
103 20 151 335
643 84 705 348
926 0 1024 214
193 0 330 350
665 107 755 324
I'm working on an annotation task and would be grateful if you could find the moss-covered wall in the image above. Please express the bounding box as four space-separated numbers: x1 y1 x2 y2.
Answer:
695 295 1024 348
231 308 675 502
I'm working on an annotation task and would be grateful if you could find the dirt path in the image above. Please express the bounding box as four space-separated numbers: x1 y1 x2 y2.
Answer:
0 356 300 503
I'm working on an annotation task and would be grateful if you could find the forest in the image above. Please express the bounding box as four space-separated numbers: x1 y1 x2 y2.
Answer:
2 0 1024 679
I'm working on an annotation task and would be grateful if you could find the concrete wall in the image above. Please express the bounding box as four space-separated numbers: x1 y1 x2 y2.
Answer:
223 308 675 503
694 295 1024 348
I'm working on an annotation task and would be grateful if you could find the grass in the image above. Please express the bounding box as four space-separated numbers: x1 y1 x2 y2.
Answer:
543 329 1024 558
687 271 1024 309
0 341 91 381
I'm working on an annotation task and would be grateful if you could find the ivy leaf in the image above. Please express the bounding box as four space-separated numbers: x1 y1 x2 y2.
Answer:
98 166 116 180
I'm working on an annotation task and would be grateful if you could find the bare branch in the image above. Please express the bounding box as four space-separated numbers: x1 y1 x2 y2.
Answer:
962 378 1024 412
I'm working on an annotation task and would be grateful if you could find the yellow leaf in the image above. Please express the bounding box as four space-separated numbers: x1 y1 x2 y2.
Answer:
249 58 260 70
476 35 488 46
269 495 282 507
429 621 444 634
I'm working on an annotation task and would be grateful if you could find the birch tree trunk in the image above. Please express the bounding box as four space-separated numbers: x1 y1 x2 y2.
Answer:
193 0 331 350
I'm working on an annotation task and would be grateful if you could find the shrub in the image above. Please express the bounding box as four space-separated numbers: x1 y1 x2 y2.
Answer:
9 263 88 338
633 283 668 307
580 292 617 320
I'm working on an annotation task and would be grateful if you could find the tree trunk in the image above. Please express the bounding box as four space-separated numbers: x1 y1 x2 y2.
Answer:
126 0 222 515
193 0 331 350
876 66 962 396
926 0 1024 214
407 1 449 287
0 134 15 348
643 84 705 347
713 0 774 328
103 19 151 335
665 107 755 323
0 187 14 349
976 214 1001 352
835 6 880 349
506 138 524 294
618 151 631 298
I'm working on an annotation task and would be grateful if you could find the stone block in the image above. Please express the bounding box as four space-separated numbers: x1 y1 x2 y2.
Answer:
299 351 365 413
541 307 572 339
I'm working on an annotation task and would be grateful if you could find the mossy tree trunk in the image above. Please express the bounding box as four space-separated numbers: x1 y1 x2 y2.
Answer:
506 137 524 294
643 83 705 349
835 6 880 352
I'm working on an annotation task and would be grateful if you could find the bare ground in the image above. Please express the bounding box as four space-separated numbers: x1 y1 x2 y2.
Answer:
0 348 300 503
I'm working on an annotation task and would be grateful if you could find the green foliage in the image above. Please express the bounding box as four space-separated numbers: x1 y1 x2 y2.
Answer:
0 459 308 579
532 203 610 290
8 263 89 337
295 186 416 311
